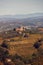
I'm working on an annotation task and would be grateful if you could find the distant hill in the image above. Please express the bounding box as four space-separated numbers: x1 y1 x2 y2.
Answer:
0 13 43 19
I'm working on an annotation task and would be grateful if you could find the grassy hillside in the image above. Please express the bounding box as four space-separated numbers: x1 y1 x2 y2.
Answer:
0 33 43 65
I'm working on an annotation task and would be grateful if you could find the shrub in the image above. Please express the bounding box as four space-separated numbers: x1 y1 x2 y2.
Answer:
12 54 22 61
1 40 8 49
33 42 41 49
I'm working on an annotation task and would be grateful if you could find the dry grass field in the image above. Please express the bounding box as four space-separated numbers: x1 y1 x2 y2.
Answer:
5 34 43 56
0 33 43 65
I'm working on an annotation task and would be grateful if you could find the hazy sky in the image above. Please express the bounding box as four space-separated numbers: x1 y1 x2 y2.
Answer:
0 0 43 15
